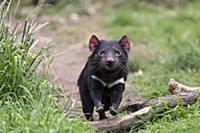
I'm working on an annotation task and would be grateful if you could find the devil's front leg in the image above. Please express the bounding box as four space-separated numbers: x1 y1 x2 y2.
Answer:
109 84 125 116
88 80 104 113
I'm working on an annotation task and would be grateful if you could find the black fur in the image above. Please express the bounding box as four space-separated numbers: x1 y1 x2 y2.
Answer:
78 35 130 120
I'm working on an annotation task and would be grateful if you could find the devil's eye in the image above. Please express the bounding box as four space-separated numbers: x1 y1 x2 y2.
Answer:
98 50 105 56
115 50 121 56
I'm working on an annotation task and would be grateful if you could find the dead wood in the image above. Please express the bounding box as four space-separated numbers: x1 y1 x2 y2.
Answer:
168 79 200 94
89 106 152 132
89 79 200 132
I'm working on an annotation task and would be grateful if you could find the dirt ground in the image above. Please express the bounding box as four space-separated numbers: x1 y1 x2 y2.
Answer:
30 13 143 117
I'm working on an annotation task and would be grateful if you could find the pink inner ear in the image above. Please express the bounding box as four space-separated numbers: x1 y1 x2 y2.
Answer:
89 35 99 51
120 36 131 52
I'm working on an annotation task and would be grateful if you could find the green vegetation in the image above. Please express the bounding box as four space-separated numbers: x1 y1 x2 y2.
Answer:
103 1 200 132
142 100 200 133
0 2 95 133
104 1 200 97
2 0 200 132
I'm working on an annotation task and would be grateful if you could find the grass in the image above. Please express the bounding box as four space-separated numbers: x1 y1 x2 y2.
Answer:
5 0 200 132
0 100 95 132
0 1 95 133
142 100 200 133
102 0 200 132
103 0 200 97
12 0 89 18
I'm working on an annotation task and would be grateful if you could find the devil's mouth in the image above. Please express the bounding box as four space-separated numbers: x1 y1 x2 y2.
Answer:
105 65 117 71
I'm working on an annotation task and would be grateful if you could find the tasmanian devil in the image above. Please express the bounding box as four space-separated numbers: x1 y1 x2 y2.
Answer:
77 35 131 120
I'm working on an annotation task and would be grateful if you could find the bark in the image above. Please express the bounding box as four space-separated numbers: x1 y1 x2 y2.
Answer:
168 79 200 94
89 106 152 132
89 79 200 132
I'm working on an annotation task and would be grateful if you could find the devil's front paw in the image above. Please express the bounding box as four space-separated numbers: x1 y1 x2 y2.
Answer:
96 105 104 113
109 106 117 116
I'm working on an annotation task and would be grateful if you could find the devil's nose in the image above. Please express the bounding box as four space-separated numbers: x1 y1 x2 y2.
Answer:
106 58 114 66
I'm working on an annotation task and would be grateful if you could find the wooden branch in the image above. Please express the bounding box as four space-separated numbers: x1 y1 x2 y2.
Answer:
89 79 200 132
89 106 152 132
168 79 200 94
120 79 200 112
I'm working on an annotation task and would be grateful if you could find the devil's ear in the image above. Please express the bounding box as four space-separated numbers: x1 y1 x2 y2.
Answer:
119 35 131 52
89 35 100 52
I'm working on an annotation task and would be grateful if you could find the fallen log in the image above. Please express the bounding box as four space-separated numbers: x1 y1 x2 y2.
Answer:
89 79 200 132
90 106 152 132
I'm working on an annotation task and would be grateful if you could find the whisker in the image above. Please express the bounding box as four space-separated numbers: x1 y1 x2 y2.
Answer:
119 63 128 73
119 60 127 64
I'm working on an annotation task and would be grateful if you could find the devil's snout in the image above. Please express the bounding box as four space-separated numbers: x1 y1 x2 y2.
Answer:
106 57 114 66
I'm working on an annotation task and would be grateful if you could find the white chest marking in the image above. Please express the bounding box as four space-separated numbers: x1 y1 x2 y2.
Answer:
91 75 125 88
